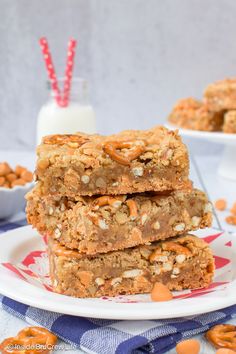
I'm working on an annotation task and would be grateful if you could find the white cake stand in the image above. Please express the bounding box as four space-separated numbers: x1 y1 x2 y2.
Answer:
166 124 236 181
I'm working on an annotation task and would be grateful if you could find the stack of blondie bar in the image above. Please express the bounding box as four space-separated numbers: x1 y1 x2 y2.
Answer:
168 78 236 133
26 126 214 298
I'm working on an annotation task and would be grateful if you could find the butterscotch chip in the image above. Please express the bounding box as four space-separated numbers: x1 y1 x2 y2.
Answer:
37 159 50 170
26 186 212 255
78 271 93 287
11 178 26 187
6 173 17 183
225 215 236 225
48 234 215 298
230 202 236 215
215 199 227 211
0 162 11 177
176 339 200 354
21 170 33 182
15 165 27 177
151 282 173 302
0 176 5 186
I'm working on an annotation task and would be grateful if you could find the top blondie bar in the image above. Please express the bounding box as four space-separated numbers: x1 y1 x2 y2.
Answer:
36 126 191 197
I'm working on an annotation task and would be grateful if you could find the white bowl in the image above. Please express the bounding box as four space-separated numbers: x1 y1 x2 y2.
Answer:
0 182 34 220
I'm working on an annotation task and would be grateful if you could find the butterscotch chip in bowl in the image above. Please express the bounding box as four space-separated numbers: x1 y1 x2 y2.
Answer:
11 178 27 187
0 162 33 189
15 164 27 177
0 162 34 219
6 173 17 183
21 170 33 182
0 162 12 176
0 177 5 186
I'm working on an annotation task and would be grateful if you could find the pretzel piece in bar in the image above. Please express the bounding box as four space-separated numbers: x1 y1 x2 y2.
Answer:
103 140 146 165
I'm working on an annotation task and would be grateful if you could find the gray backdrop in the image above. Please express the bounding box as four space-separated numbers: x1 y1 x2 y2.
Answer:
0 0 236 150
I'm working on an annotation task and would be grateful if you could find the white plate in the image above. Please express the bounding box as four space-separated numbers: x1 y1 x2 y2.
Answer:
0 225 235 320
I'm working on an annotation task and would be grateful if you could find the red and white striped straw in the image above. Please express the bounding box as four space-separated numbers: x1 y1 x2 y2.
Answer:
39 37 77 107
39 37 61 106
61 38 77 107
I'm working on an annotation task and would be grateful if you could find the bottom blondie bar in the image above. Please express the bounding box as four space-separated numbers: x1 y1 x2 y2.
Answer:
223 111 236 133
48 234 214 298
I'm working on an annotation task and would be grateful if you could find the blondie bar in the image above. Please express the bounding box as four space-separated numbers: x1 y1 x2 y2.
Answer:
168 98 223 131
48 234 215 298
204 78 236 111
26 187 212 255
223 111 236 133
35 126 191 197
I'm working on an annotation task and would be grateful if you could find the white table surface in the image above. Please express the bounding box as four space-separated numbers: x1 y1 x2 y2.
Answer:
0 149 235 354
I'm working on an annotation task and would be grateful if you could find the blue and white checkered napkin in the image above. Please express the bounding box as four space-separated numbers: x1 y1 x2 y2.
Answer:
1 219 236 354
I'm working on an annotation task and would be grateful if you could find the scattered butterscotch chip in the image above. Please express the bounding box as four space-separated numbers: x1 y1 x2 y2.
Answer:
216 349 236 354
176 339 200 354
151 282 173 302
225 215 236 226
206 324 236 350
230 202 236 216
215 199 227 211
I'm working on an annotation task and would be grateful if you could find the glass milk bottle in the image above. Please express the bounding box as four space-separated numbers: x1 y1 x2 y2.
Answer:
36 78 96 144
